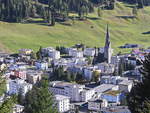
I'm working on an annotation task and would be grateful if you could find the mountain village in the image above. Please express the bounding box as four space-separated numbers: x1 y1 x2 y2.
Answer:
0 26 148 113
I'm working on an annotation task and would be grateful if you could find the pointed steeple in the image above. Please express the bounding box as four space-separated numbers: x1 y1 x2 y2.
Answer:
104 24 112 63
105 24 111 48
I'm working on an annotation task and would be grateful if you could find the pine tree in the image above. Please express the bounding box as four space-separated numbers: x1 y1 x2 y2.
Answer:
0 95 17 113
97 7 103 18
132 6 138 17
66 72 71 82
138 0 144 8
127 54 150 113
24 76 58 113
92 70 100 83
36 46 43 60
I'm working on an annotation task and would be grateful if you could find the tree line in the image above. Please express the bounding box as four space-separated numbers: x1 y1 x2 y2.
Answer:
0 0 115 24
118 0 150 8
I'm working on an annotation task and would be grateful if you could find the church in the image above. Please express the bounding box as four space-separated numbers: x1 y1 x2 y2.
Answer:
94 25 113 64
103 24 113 63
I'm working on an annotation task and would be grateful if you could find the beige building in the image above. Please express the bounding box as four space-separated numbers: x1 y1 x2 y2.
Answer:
26 70 42 84
19 49 33 55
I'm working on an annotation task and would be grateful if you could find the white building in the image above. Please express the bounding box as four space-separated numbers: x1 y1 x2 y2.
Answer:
81 88 95 102
55 95 70 113
35 61 48 70
101 75 133 93
101 76 123 84
97 63 115 74
53 57 87 69
83 67 94 80
72 57 87 66
50 81 95 102
48 50 60 59
69 49 83 58
83 48 95 57
118 80 133 93
111 56 120 65
12 104 24 113
65 48 77 54
83 66 101 81
88 99 108 111
42 47 60 59
42 47 55 54
7 79 32 96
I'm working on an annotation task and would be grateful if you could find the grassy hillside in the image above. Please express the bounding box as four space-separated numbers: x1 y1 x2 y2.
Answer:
0 2 150 54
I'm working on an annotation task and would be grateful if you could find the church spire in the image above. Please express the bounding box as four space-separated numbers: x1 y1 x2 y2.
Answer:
104 24 112 63
105 24 110 48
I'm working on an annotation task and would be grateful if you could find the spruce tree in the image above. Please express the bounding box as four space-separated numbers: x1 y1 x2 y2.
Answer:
24 76 58 113
132 6 138 17
127 54 150 113
97 7 103 18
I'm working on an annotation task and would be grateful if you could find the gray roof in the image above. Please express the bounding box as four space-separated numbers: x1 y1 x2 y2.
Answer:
101 106 131 113
94 84 118 93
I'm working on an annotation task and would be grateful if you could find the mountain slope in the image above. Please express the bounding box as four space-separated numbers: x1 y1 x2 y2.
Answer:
0 2 150 53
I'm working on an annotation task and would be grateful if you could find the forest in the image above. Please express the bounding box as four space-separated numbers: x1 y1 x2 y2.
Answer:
0 0 122 24
0 0 147 25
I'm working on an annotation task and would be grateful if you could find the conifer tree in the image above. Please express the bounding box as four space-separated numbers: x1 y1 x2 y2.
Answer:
127 54 150 113
132 6 138 17
24 76 58 113
97 7 103 18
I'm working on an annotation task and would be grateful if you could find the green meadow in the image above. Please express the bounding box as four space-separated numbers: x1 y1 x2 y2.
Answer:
0 2 150 54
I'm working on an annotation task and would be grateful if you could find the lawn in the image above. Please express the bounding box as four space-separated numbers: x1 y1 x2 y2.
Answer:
0 2 150 54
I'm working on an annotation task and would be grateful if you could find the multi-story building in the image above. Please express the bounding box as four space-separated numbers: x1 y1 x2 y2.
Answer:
7 78 32 96
101 90 122 105
101 75 133 93
83 48 95 57
81 87 95 102
48 50 60 59
55 95 70 113
13 70 27 80
35 61 48 70
97 63 115 74
118 80 133 93
42 47 60 59
50 81 95 102
26 70 42 84
83 66 101 81
88 99 108 111
69 49 83 58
